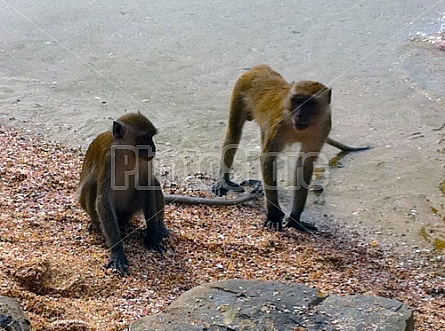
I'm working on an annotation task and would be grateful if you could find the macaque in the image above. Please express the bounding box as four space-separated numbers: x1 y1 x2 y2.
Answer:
78 113 261 273
212 64 370 232
78 112 168 274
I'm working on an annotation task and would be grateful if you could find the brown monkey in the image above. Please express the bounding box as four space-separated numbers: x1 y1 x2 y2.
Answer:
78 112 168 274
212 64 370 232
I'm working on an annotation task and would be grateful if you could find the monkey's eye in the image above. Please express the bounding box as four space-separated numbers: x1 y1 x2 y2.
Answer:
138 134 153 141
292 97 306 104
291 96 314 111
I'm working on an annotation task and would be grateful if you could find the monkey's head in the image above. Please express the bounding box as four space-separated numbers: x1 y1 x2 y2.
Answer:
112 112 158 160
289 81 331 131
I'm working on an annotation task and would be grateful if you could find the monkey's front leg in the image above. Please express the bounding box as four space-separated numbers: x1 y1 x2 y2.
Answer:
285 154 318 232
142 186 169 253
96 195 129 274
262 153 285 231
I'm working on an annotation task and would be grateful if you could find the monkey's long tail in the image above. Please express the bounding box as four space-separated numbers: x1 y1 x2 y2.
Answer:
164 193 260 206
326 137 371 152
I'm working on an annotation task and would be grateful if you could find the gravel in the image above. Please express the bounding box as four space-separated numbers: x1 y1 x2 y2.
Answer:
0 126 443 331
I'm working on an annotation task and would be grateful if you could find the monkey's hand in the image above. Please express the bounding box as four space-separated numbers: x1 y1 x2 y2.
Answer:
105 250 129 274
264 208 285 231
211 179 244 197
144 234 168 254
285 216 318 233
144 222 169 253
144 240 167 254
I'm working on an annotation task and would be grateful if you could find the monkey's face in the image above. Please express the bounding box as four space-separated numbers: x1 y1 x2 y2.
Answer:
136 133 156 161
291 96 317 131
113 120 157 161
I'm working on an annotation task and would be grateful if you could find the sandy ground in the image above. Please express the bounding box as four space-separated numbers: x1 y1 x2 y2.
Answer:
0 0 444 254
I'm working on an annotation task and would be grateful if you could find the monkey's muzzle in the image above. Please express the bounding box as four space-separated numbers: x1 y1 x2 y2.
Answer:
295 123 310 131
138 147 156 160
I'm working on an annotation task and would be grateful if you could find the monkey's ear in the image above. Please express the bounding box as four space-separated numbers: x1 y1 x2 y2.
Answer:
325 88 332 104
113 121 125 139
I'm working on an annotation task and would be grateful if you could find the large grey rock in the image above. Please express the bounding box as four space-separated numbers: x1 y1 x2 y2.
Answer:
130 279 414 331
0 296 31 331
314 295 414 331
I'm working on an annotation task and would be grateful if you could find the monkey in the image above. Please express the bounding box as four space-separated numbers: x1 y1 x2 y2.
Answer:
78 112 169 274
211 64 370 232
78 113 263 273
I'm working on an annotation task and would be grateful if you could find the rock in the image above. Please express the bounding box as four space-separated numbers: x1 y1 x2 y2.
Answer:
314 295 414 331
0 296 32 331
130 279 414 331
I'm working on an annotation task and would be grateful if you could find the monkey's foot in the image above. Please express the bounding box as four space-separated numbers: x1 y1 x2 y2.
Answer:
285 219 318 233
105 251 129 275
211 179 244 197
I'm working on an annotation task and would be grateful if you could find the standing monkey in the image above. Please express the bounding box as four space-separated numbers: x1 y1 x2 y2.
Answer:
78 112 168 274
212 64 369 232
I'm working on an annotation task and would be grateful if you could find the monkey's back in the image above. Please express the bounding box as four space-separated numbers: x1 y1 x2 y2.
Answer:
235 65 292 137
80 132 113 181
78 131 114 214
237 64 290 98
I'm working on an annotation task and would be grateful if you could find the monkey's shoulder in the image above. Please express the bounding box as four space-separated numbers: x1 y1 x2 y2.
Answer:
89 132 113 151
83 131 114 166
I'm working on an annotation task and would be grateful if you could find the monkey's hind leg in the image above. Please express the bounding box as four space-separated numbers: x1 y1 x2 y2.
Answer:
96 196 129 274
78 180 102 233
212 93 248 196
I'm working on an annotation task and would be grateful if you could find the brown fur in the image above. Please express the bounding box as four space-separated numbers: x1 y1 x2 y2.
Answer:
78 112 168 274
